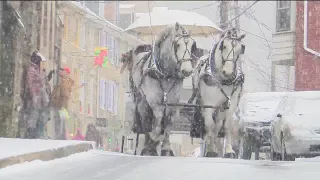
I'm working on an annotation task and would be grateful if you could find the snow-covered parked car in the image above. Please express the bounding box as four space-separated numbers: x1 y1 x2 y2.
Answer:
271 91 320 161
237 92 286 160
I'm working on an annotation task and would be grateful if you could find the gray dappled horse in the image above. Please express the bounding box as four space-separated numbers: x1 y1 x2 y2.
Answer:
120 22 197 156
189 28 246 158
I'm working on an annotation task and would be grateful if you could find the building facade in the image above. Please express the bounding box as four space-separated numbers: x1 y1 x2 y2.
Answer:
294 1 320 90
59 1 143 151
271 1 320 91
0 1 62 137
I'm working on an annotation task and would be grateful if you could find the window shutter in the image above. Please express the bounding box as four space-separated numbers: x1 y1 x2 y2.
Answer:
104 81 110 110
100 79 105 110
113 83 118 114
108 81 114 112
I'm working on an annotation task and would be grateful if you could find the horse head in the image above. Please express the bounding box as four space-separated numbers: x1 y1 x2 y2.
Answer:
214 28 245 79
154 22 197 78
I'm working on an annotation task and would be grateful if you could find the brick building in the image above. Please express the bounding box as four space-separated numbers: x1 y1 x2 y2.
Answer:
271 1 320 92
294 1 320 90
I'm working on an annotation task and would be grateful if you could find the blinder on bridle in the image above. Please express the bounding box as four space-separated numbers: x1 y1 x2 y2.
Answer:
172 29 197 62
218 35 245 66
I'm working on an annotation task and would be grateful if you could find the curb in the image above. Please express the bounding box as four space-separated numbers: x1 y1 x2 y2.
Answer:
0 143 94 169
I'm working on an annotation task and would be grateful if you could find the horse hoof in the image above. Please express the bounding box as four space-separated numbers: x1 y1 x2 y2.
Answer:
205 152 219 158
141 148 159 156
224 153 236 159
161 150 174 156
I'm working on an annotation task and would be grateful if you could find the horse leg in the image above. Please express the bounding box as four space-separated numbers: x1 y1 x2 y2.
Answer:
203 108 218 157
161 114 175 156
214 111 225 157
138 100 159 156
149 105 165 142
161 132 174 156
224 90 241 159
141 133 160 156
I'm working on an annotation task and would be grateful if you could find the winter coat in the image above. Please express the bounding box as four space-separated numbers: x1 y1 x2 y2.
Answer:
51 74 75 109
26 62 50 109
73 128 85 140
85 124 103 148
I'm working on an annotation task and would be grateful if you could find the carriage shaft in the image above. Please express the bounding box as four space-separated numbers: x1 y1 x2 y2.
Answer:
164 103 218 109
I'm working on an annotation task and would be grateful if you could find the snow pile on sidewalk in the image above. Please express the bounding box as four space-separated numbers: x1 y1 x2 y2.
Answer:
0 138 95 160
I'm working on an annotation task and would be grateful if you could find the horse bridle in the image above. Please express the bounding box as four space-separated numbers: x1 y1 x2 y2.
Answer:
172 34 197 75
219 36 245 68
154 29 197 78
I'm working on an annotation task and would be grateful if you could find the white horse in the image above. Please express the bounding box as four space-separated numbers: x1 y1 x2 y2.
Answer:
189 28 245 158
120 22 197 156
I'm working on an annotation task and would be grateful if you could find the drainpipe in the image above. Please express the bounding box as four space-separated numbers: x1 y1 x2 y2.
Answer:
303 1 320 57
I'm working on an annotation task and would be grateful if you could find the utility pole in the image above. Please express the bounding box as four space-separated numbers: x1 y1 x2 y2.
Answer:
219 1 229 30
234 0 242 71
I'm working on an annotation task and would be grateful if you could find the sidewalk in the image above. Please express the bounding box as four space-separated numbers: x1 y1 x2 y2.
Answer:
0 138 95 169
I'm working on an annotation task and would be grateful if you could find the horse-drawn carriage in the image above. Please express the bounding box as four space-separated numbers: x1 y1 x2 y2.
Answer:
120 21 246 158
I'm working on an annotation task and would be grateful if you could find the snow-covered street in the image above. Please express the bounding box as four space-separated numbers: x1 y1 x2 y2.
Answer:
1 150 320 180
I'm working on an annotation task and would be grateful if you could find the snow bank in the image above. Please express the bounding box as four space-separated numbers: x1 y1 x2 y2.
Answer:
0 151 97 174
0 138 95 160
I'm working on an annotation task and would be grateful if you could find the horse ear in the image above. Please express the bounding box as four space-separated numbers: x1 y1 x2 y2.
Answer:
238 34 246 40
175 22 180 31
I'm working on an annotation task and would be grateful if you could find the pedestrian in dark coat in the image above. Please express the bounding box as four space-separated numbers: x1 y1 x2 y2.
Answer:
85 124 103 149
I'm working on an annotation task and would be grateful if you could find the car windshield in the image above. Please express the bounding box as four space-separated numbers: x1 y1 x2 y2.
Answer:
240 98 284 121
287 97 320 115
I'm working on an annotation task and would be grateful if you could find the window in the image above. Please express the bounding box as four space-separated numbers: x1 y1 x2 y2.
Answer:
43 1 48 47
63 14 68 40
114 38 120 66
276 1 291 32
88 77 94 115
100 79 106 110
68 16 75 43
113 82 118 114
99 1 104 17
109 81 114 112
94 28 100 47
79 71 85 112
80 21 86 49
105 81 112 111
72 68 80 102
87 26 94 52
85 1 100 16
73 18 80 46
100 31 107 47
105 81 117 113
107 35 115 64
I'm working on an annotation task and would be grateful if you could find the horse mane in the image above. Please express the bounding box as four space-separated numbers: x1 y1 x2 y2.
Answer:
120 50 133 64
155 24 189 47
134 44 152 55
